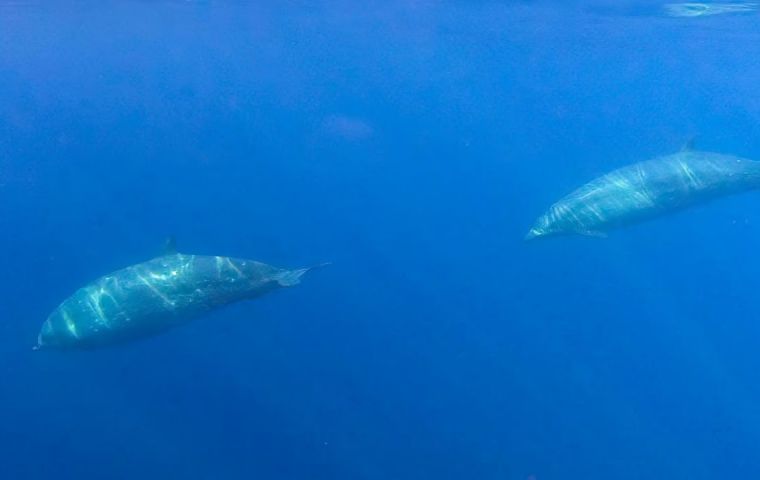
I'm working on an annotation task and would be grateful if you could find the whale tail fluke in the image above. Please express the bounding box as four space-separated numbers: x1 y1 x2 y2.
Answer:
275 262 331 287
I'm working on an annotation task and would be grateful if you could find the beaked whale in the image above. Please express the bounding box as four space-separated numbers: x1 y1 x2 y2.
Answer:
526 147 760 240
36 243 322 350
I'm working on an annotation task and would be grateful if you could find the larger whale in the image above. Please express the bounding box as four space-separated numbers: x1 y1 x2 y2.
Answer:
36 246 320 350
526 148 760 240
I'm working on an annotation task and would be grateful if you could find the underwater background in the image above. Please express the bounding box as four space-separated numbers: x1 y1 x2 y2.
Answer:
3 1 760 478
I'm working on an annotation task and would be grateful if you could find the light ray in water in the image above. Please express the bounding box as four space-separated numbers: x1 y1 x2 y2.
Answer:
664 2 759 17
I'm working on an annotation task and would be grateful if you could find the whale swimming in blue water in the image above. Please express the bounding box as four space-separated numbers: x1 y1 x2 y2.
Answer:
36 246 319 349
526 148 760 240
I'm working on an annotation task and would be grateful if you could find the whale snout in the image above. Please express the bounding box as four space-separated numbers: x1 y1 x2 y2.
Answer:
525 212 555 241
524 227 546 241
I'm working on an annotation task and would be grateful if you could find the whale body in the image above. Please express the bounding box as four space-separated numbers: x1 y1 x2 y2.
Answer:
37 252 315 349
526 149 760 240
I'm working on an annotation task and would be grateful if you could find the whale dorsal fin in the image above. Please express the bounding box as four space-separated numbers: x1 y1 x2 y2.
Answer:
681 136 697 152
163 236 177 255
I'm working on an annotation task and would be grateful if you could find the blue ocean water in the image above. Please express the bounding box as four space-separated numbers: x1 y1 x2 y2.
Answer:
3 1 760 478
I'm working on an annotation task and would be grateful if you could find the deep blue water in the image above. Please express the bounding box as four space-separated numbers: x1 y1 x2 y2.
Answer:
3 1 760 478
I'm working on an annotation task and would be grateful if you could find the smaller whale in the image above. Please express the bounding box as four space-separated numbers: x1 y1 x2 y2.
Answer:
37 242 323 350
526 147 760 240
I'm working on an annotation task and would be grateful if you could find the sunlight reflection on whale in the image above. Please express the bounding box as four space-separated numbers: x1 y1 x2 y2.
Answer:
664 2 759 17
